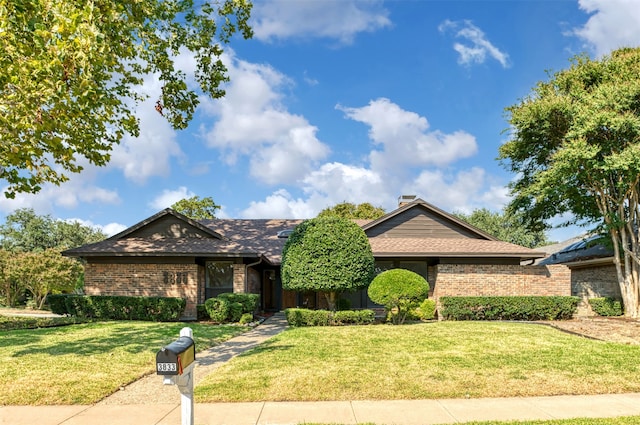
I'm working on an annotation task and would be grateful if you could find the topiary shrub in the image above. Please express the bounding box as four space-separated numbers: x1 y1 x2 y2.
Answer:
281 216 374 311
367 269 429 324
333 309 375 325
284 308 375 326
589 297 624 317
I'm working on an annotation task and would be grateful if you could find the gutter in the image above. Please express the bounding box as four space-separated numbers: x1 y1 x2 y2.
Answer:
244 256 263 292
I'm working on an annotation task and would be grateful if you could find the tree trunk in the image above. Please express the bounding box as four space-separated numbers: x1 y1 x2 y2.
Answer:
324 291 337 311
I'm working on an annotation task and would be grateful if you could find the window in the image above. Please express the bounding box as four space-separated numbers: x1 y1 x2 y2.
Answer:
205 261 233 299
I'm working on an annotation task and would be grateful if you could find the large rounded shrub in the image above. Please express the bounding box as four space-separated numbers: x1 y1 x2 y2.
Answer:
368 269 429 324
281 216 374 310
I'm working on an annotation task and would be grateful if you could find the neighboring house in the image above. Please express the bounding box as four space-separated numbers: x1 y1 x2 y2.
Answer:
64 197 571 319
538 235 620 315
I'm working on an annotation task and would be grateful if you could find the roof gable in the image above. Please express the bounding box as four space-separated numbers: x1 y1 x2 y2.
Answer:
363 198 497 240
109 209 224 241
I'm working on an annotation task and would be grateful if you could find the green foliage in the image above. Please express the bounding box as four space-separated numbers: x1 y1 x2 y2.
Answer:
281 216 374 310
204 297 231 323
589 297 624 317
454 208 550 248
171 196 220 219
439 296 579 321
499 47 640 317
239 313 254 325
11 249 83 310
217 293 259 314
49 295 186 321
367 269 429 324
204 293 259 323
318 202 386 220
415 299 436 321
0 315 90 331
0 208 106 252
0 0 252 197
332 309 375 325
285 308 375 327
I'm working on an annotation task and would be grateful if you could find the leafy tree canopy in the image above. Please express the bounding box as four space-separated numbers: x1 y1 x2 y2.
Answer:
281 216 374 310
0 208 106 252
0 0 252 197
171 196 220 219
318 202 386 220
454 208 551 248
499 47 640 317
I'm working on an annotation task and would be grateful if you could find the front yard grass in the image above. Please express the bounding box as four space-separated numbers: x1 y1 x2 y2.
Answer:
195 321 640 402
0 321 247 405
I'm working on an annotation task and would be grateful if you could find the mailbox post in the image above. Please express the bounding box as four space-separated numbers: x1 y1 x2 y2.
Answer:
156 327 195 425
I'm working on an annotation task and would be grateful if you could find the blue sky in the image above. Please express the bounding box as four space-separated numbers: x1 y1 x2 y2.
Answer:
1 0 639 242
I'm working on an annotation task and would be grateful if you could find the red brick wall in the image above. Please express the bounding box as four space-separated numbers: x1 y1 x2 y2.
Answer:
84 263 200 319
571 264 621 315
433 264 571 300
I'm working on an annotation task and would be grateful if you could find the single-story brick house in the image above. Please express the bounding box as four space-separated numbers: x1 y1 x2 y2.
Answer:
537 235 620 315
64 197 572 319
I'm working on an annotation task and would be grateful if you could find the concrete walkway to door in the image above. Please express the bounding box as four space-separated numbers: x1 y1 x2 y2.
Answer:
98 312 289 405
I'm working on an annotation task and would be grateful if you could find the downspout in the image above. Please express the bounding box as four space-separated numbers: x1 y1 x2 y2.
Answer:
245 256 263 293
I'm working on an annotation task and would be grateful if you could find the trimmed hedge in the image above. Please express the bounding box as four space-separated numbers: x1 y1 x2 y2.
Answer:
439 296 579 321
416 299 436 321
285 308 375 326
0 315 90 331
46 294 186 321
589 297 624 317
204 293 259 323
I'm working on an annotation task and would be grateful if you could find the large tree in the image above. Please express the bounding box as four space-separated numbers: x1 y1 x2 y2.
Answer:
0 0 252 197
318 202 386 220
0 208 106 252
454 208 550 248
171 196 220 219
499 47 640 317
281 216 375 311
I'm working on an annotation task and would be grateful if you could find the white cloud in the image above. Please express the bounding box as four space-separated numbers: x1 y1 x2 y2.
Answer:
439 20 510 68
201 53 330 185
149 186 196 211
573 0 640 57
252 0 391 44
241 189 316 218
0 164 120 216
109 73 184 184
337 98 478 174
410 167 504 213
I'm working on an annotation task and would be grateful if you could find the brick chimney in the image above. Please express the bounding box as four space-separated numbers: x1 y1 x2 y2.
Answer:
398 195 417 207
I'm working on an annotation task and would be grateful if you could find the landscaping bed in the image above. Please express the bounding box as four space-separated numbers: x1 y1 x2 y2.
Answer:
543 317 640 345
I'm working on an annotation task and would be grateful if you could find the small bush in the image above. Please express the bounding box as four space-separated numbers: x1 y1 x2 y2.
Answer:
285 308 375 326
217 293 259 314
589 297 624 317
239 313 254 325
205 297 231 323
439 296 579 321
47 294 69 315
415 299 436 321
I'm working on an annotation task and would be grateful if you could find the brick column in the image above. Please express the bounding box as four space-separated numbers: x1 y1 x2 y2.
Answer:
233 264 245 293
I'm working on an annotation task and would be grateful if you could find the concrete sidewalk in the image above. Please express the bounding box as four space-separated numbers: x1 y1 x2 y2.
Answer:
3 393 640 425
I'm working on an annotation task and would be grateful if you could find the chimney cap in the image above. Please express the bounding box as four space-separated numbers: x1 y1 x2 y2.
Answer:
398 195 417 206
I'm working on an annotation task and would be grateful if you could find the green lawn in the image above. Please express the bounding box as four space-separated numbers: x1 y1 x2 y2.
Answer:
0 321 247 405
195 321 640 402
